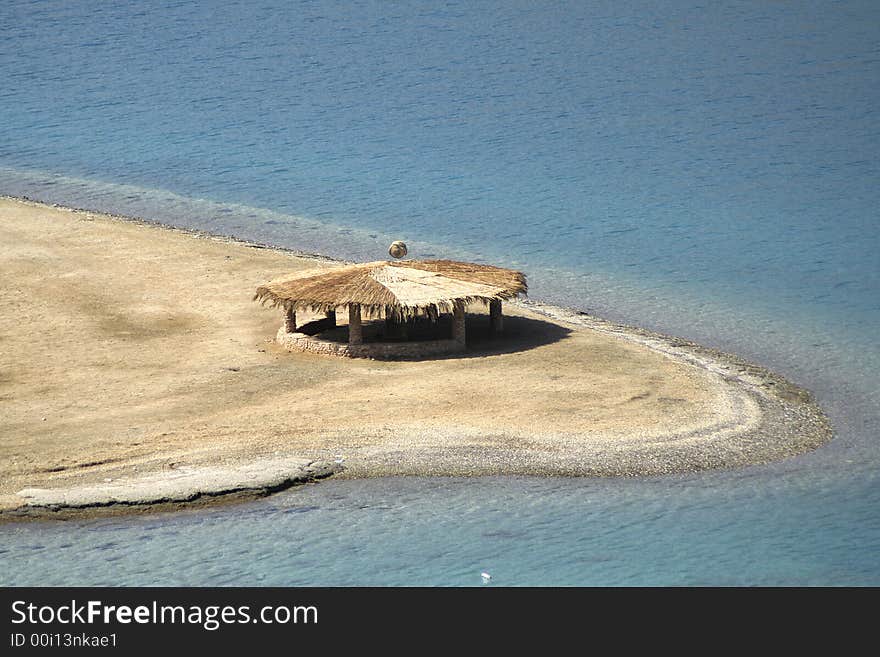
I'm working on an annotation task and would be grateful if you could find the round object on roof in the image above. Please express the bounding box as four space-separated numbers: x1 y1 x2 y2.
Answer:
389 241 408 259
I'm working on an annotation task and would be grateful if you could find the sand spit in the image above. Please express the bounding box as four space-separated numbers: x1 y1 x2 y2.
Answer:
0 197 831 520
9 458 339 519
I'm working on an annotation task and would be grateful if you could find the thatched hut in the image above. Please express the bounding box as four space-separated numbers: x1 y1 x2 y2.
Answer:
254 259 527 358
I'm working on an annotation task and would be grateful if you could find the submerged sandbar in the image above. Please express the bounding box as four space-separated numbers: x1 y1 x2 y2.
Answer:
0 197 831 518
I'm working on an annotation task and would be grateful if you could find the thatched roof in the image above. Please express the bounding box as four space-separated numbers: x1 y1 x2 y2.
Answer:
254 259 527 320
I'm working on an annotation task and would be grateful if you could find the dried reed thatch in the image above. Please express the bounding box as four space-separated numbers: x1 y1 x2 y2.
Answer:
254 260 527 320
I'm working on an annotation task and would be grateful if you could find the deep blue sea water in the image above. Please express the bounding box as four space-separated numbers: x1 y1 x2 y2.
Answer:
1 0 878 585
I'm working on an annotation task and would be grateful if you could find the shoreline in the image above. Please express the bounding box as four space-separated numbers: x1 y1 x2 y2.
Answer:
0 196 832 522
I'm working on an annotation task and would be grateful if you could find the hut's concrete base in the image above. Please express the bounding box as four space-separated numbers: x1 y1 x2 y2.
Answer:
276 325 465 359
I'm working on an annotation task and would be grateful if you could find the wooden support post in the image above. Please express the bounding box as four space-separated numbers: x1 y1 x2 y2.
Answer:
489 299 503 334
452 304 466 345
283 307 297 333
348 304 363 344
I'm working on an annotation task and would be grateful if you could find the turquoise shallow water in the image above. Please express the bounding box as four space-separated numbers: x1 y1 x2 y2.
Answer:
1 0 879 585
3 474 880 587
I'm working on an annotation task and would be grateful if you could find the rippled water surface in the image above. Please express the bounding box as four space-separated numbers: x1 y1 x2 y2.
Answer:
1 0 878 585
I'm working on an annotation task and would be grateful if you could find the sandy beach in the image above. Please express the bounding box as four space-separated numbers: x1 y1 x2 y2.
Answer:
0 197 831 519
